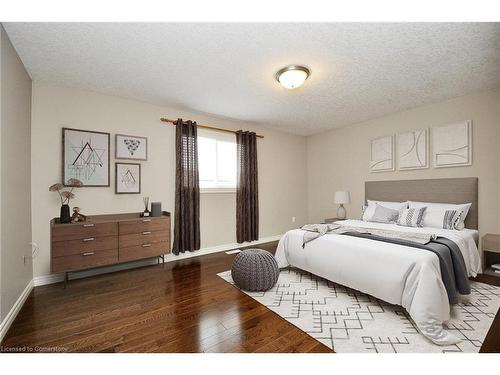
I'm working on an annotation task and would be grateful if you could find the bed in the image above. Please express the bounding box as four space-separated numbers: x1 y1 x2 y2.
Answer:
275 178 481 346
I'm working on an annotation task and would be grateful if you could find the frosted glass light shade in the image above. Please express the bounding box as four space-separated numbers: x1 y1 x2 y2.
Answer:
334 191 351 204
276 66 310 89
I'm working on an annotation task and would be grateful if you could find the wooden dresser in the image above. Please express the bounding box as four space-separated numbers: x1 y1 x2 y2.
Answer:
51 212 170 281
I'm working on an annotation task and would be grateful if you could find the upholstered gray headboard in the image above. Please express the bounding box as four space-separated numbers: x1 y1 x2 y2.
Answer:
365 178 478 229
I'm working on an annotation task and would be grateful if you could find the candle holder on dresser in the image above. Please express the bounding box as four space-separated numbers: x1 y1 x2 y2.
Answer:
141 196 150 217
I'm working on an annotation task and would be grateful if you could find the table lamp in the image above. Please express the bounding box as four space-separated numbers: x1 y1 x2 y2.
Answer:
334 191 351 220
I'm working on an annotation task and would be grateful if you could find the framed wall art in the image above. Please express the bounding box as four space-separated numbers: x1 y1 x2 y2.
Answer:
63 128 110 186
115 162 141 194
432 121 472 168
397 128 429 170
370 135 394 172
116 134 148 161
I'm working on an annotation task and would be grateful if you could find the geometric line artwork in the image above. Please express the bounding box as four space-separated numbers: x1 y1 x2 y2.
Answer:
63 128 110 186
432 121 472 168
398 129 429 170
68 140 106 181
121 168 137 186
115 134 148 161
124 139 141 155
115 163 141 194
370 135 394 173
218 268 500 353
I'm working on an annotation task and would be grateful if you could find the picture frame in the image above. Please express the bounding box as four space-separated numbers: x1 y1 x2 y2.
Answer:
432 120 473 168
115 134 148 161
115 162 141 194
62 128 110 187
397 129 429 170
370 135 395 172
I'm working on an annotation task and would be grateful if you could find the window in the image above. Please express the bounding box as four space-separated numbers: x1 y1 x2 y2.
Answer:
198 129 237 192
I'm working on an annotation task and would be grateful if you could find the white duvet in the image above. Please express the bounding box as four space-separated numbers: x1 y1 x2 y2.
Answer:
275 219 481 345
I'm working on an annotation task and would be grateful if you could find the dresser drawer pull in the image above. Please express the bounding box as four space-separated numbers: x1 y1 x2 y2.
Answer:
83 237 95 242
83 223 95 227
142 244 152 248
142 231 151 235
142 219 152 222
82 252 95 256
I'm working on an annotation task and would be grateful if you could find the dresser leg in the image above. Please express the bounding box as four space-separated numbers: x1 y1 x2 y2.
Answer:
64 272 68 289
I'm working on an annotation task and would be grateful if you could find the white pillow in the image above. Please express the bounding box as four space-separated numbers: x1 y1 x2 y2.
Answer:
408 201 472 229
367 200 409 210
418 208 463 230
362 200 408 221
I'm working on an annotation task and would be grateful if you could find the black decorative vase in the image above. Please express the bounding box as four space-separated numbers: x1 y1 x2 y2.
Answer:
60 204 71 223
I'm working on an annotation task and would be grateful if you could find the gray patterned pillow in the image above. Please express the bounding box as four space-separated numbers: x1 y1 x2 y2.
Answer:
441 210 463 230
369 203 399 224
397 207 427 227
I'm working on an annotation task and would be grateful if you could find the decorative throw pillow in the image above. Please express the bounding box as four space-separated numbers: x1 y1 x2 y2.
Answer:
361 201 407 222
397 207 427 228
409 201 471 230
368 203 399 224
442 210 462 230
420 209 463 230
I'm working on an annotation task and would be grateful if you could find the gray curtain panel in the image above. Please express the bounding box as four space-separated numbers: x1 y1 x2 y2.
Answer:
173 118 200 254
236 130 259 243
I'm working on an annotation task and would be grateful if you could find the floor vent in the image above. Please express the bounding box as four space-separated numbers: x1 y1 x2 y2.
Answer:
225 249 241 255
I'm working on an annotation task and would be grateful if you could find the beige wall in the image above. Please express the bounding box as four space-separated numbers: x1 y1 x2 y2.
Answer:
307 89 500 237
0 25 33 320
31 83 308 278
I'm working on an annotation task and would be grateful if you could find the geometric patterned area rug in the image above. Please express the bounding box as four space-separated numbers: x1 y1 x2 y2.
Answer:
218 268 500 353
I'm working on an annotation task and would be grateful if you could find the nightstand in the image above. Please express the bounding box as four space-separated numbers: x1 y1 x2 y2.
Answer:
324 217 342 224
482 234 500 277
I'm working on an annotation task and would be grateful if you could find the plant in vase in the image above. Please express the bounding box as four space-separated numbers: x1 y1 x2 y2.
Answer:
49 178 83 223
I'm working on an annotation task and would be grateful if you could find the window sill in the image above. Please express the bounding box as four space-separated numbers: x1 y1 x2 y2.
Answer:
200 188 236 194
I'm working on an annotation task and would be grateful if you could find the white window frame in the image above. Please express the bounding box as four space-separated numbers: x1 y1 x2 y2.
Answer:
197 129 237 194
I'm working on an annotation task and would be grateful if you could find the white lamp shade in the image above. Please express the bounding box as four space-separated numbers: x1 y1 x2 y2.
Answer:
334 191 351 204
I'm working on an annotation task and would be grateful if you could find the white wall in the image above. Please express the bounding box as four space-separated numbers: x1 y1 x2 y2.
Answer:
31 83 308 278
29 83 500 280
307 89 500 236
0 25 33 320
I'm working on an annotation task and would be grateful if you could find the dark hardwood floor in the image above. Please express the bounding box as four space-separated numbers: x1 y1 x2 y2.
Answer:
1 241 499 353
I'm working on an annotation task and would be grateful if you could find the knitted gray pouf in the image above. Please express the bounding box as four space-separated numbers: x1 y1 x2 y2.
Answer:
231 249 279 292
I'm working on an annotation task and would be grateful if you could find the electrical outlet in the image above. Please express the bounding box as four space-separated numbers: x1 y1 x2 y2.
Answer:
24 242 40 265
292 216 296 223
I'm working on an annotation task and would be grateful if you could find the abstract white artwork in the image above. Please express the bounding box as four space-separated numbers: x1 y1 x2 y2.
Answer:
397 129 429 170
63 128 110 186
432 121 472 168
115 163 141 194
370 135 394 172
116 134 148 160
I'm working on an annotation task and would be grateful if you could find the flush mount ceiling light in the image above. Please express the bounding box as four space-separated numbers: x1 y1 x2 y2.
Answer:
275 65 310 89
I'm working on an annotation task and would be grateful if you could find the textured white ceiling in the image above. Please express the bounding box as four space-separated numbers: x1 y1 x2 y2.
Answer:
4 23 500 135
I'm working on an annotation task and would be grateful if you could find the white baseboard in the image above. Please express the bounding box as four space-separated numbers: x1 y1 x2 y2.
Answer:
0 279 34 344
33 235 282 287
